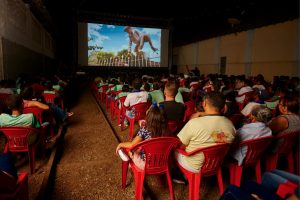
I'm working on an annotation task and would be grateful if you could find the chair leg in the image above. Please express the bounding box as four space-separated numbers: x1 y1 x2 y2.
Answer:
129 119 134 139
28 147 36 174
287 152 294 173
217 168 224 194
133 171 145 200
234 165 243 187
265 153 278 172
229 164 236 185
188 174 201 200
122 161 129 189
255 160 262 184
166 170 175 200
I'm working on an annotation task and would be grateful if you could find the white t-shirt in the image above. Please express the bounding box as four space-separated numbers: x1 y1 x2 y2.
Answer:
124 91 148 108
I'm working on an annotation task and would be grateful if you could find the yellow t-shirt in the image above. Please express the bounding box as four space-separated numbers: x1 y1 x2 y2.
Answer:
177 115 236 171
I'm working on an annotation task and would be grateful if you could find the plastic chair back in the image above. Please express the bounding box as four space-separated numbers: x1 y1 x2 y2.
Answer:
0 127 40 174
240 136 273 167
266 131 300 173
175 143 230 200
122 137 180 200
23 107 44 124
184 100 196 122
42 93 64 110
129 102 150 122
274 131 299 157
133 137 180 174
167 120 183 135
200 143 231 176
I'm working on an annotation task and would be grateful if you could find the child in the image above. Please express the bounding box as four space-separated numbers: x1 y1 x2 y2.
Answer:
116 104 169 169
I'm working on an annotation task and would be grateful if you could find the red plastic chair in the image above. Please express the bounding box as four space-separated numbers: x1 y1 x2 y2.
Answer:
175 143 230 200
42 93 64 110
183 100 196 122
115 96 127 125
122 102 150 139
98 84 108 103
265 131 300 173
23 106 54 138
1 127 41 174
105 85 115 108
228 136 273 187
23 107 44 125
0 171 28 200
109 90 122 120
167 120 184 135
121 137 180 200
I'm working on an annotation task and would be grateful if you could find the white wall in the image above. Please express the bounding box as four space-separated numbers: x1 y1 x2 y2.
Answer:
173 19 300 81
0 0 55 79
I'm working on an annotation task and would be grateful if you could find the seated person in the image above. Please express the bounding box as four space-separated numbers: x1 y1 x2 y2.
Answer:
0 94 41 145
149 82 164 104
230 105 273 165
176 91 236 173
116 105 169 169
268 95 300 136
159 81 185 121
235 78 253 103
123 78 149 119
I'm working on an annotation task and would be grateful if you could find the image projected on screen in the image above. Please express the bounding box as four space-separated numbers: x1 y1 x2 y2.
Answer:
88 23 161 67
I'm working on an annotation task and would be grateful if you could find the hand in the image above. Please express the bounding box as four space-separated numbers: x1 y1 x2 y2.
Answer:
116 144 122 154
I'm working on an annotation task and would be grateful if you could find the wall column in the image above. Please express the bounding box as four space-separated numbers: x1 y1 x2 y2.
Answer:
214 37 221 73
245 29 254 77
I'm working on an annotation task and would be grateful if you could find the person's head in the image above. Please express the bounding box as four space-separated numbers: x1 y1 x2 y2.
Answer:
132 78 142 91
124 26 132 33
20 86 34 100
164 81 178 99
202 91 225 113
143 83 150 92
250 105 273 123
6 94 23 112
122 84 129 92
145 104 167 137
278 95 300 115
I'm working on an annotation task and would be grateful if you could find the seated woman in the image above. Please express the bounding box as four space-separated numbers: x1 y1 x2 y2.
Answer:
116 104 169 169
268 95 300 136
230 105 273 165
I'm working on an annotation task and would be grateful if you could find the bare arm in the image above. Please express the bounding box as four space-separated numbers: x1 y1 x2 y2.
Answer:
115 135 143 154
190 111 205 119
268 116 288 135
27 100 49 110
